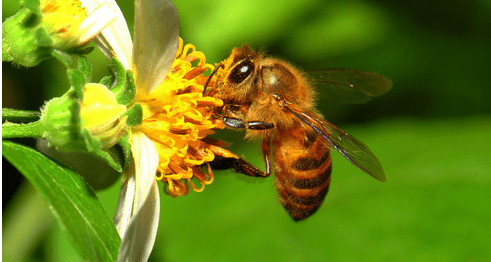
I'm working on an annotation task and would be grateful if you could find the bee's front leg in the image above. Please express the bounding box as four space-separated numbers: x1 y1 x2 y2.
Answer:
221 104 275 130
223 117 274 130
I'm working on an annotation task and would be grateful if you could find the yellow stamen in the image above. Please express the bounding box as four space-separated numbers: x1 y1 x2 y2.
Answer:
135 39 237 197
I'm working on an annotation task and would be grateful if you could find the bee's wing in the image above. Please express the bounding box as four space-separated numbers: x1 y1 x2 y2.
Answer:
308 69 392 104
285 103 386 182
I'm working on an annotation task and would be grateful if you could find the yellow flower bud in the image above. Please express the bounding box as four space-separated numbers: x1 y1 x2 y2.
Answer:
81 83 128 149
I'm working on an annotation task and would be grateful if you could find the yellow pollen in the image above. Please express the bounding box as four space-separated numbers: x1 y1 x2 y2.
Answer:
134 38 237 197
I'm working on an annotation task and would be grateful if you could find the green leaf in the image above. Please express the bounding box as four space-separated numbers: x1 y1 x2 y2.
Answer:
2 141 121 261
36 139 122 190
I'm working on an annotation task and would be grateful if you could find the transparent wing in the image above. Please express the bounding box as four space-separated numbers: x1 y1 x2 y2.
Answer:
308 69 393 104
284 103 386 182
134 0 180 94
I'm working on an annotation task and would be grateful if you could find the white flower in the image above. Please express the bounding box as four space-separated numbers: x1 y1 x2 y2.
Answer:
81 0 179 261
81 0 235 261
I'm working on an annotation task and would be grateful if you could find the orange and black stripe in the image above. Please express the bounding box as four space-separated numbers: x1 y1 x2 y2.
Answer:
273 127 332 221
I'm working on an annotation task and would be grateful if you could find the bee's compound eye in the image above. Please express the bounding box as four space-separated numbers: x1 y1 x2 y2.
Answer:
228 59 254 83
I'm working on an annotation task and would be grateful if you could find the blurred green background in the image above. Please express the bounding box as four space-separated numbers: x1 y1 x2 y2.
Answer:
3 0 491 261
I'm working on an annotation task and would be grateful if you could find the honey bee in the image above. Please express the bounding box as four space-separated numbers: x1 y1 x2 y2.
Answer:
204 45 392 221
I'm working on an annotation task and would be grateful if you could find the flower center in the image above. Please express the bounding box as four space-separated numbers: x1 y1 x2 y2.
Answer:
134 39 237 197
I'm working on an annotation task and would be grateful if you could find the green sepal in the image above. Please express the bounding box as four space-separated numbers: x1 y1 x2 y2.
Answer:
92 147 123 173
67 69 86 98
41 88 98 152
52 49 94 69
107 57 126 92
105 57 136 106
2 0 94 67
123 104 143 126
21 10 41 28
99 76 112 87
2 8 52 67
68 46 94 56
40 67 103 150
51 49 73 68
77 57 92 84
117 71 136 105
40 87 123 173
117 132 132 169
34 27 52 46
21 0 42 16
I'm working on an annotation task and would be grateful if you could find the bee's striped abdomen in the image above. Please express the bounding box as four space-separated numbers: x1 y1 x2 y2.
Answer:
273 127 332 221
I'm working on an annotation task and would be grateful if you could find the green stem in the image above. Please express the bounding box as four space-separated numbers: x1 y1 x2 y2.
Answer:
2 121 45 138
2 108 41 122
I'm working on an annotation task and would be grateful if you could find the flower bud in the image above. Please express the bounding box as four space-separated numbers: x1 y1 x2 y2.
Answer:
2 0 116 67
80 83 128 149
41 83 128 152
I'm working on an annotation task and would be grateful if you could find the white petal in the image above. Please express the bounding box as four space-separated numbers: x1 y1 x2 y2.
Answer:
81 0 133 70
78 3 117 45
113 132 160 257
118 181 160 262
134 0 180 94
130 132 159 210
113 174 135 237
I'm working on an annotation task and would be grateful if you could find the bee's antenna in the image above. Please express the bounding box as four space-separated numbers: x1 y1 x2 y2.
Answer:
202 63 223 96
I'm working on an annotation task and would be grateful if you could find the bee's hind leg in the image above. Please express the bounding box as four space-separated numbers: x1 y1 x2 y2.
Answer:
208 155 270 178
220 117 274 177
